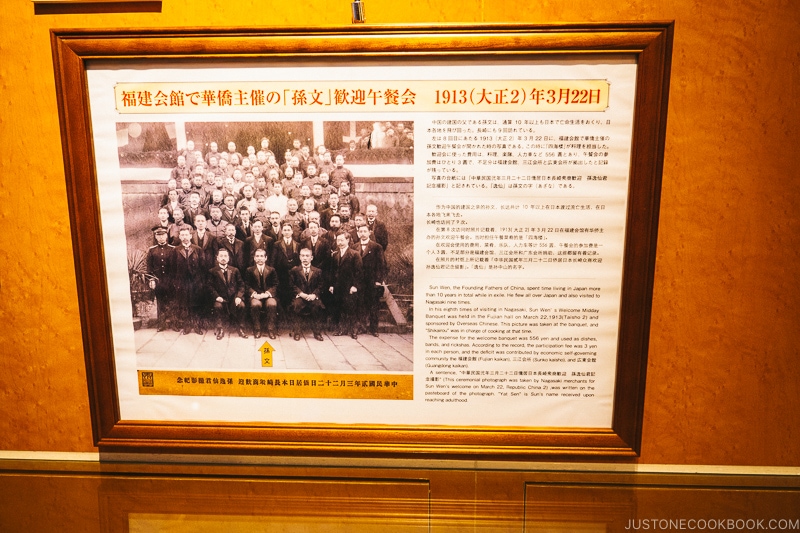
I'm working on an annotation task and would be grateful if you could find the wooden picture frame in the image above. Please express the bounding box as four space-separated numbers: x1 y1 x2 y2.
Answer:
51 23 672 458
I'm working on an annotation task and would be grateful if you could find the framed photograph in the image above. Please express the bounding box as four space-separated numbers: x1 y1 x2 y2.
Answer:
51 23 673 458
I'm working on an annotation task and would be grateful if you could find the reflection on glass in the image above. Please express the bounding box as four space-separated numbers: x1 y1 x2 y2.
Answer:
104 479 430 533
526 521 607 533
130 511 426 533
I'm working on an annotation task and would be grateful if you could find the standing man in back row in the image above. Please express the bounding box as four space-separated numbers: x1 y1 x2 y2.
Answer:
328 233 362 339
355 224 386 337
174 226 206 336
365 204 389 251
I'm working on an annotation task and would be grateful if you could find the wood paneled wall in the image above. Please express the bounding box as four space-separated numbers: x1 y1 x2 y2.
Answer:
0 0 797 466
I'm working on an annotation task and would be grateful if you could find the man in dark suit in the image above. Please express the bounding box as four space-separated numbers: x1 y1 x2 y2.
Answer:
265 211 283 244
234 206 253 241
146 227 176 332
152 207 172 240
183 191 207 229
355 225 387 337
299 211 328 242
300 220 331 271
288 248 326 341
173 226 206 335
318 214 342 314
190 213 215 269
244 219 274 269
365 204 389 251
244 248 279 339
272 222 301 312
220 194 239 224
214 223 246 272
318 192 337 230
208 248 248 340
325 212 346 238
297 198 317 228
348 213 368 245
328 232 363 339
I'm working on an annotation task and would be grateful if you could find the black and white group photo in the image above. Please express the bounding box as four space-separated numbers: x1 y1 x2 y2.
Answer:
118 119 415 371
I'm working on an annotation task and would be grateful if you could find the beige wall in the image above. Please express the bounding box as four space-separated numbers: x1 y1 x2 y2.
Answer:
0 0 797 466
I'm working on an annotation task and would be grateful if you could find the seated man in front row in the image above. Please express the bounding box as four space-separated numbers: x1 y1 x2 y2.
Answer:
208 248 248 340
288 248 325 341
244 248 279 339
